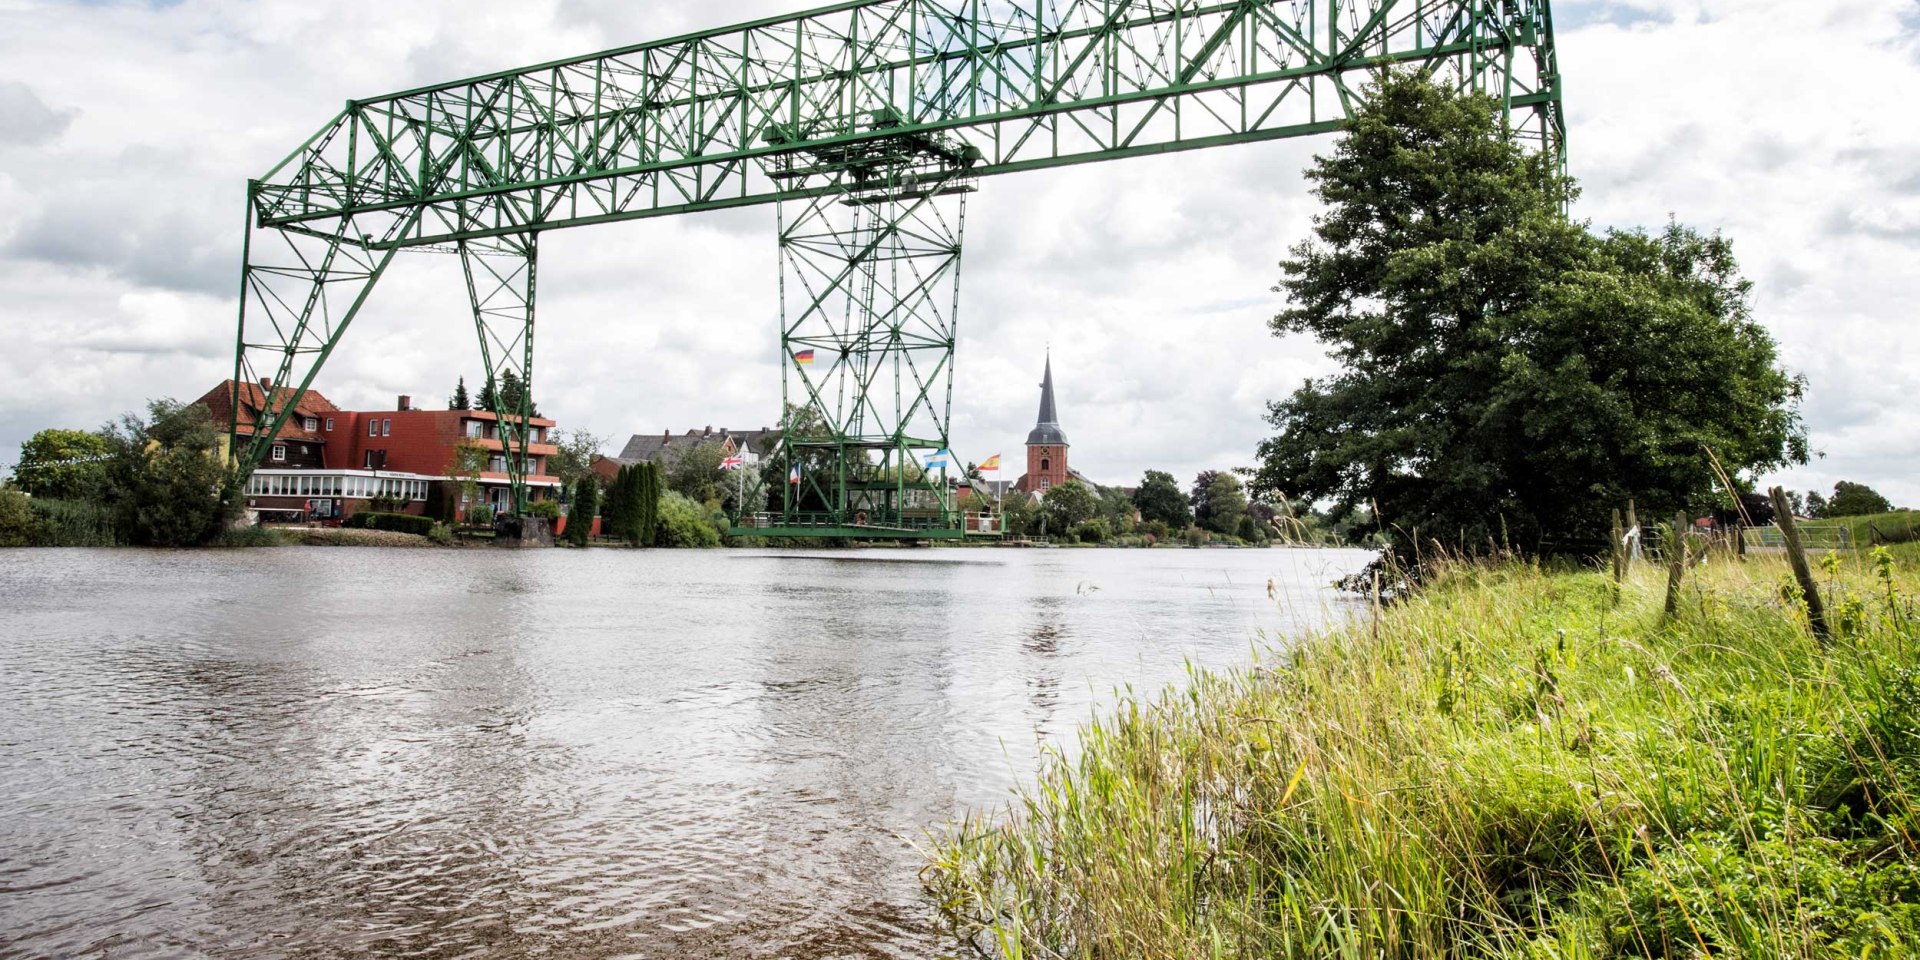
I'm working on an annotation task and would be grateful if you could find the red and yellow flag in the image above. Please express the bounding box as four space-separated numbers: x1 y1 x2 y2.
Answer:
794 349 815 365
979 454 1002 472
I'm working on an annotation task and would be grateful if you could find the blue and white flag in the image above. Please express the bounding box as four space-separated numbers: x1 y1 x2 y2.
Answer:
922 449 951 470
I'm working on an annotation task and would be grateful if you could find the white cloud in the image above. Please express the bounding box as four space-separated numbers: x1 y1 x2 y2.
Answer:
0 0 1914 507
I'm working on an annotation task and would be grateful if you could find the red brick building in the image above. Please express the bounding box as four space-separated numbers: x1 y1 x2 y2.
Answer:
1014 356 1071 495
199 380 560 522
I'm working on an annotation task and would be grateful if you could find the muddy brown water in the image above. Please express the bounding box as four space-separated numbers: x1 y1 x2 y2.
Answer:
0 546 1370 959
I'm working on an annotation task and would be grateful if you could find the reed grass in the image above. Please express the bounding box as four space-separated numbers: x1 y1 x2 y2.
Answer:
925 547 1920 958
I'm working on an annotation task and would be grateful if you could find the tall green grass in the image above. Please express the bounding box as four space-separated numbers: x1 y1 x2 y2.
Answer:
27 498 120 546
925 550 1920 958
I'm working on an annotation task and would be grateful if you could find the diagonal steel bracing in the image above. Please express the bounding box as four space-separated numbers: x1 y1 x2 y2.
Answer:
458 234 539 515
770 115 973 534
228 0 1565 530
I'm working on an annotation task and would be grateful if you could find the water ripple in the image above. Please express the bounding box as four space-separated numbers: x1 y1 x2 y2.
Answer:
0 546 1368 958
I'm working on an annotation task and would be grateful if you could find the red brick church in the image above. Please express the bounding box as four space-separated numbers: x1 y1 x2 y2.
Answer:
1014 355 1080 495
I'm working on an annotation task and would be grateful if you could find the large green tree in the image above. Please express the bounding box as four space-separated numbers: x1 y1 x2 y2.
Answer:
1132 470 1191 529
101 400 237 547
549 429 607 488
14 428 111 500
1041 480 1097 536
1822 481 1895 518
1254 71 1806 559
1191 470 1249 535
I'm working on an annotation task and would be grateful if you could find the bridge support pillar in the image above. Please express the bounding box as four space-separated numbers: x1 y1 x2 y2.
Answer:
459 233 539 517
764 131 976 537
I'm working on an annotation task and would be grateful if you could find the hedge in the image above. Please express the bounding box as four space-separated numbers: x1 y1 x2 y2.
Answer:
342 511 437 536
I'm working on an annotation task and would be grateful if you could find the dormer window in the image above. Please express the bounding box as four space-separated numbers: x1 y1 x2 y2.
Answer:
303 417 318 432
271 444 286 462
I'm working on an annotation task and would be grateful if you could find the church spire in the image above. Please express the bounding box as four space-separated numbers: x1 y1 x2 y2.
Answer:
1026 352 1068 446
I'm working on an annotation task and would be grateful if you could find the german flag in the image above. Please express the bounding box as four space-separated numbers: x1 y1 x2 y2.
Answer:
794 349 816 365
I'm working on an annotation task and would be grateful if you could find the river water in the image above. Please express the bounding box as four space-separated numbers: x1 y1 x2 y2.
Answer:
0 546 1370 959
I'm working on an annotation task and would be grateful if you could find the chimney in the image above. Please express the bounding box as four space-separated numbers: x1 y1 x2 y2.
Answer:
259 378 273 391
397 395 411 411
662 429 670 443
703 425 712 436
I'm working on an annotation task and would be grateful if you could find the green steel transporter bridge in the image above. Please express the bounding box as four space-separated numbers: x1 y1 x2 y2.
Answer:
228 0 1563 540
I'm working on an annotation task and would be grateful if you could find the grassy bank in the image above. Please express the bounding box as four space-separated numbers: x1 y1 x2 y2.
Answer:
926 545 1920 958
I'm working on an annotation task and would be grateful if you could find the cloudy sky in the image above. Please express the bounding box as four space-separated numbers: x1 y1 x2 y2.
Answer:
1 0 1915 506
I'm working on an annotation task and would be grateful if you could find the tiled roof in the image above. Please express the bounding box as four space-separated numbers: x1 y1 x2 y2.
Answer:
197 380 338 443
617 426 781 462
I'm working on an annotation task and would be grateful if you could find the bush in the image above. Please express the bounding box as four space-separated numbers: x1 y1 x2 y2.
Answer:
527 499 562 521
368 492 404 513
0 488 36 547
342 511 437 536
655 490 721 548
426 522 455 546
1236 514 1263 543
565 475 597 547
465 503 494 527
424 481 457 524
1072 518 1109 544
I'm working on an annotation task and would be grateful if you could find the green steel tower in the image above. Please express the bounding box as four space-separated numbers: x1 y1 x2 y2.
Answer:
228 0 1564 535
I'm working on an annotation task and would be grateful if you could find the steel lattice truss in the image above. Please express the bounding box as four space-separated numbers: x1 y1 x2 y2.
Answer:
231 0 1562 531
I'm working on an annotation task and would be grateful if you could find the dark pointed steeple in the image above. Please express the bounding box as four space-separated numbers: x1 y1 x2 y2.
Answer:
1026 353 1067 446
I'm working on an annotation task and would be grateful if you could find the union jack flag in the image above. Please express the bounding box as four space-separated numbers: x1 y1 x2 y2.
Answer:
720 454 744 471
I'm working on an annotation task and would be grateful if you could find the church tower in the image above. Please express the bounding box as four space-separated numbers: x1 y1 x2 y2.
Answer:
1018 354 1069 494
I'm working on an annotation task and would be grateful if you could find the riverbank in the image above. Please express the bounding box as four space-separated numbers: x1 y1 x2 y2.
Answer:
925 544 1920 957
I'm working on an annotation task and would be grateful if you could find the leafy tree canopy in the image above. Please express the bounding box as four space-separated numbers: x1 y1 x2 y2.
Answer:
1041 480 1097 535
1822 481 1895 518
1132 469 1192 529
1191 470 1250 535
1253 70 1806 561
549 429 607 488
14 428 111 500
101 400 236 547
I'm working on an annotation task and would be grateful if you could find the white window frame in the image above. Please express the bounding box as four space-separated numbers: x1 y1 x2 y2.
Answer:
368 420 378 437
271 444 286 462
324 417 334 432
381 419 391 436
303 417 317 432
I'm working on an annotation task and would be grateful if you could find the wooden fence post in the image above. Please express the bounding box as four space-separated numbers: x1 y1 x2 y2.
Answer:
1664 510 1689 620
1769 486 1830 643
1611 508 1626 590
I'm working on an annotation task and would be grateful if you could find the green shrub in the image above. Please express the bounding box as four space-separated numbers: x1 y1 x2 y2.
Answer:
527 499 562 521
368 492 404 513
1071 518 1109 543
0 488 36 547
655 490 721 548
565 475 597 546
424 481 458 523
1236 514 1262 543
426 522 455 546
465 503 494 527
342 511 436 536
